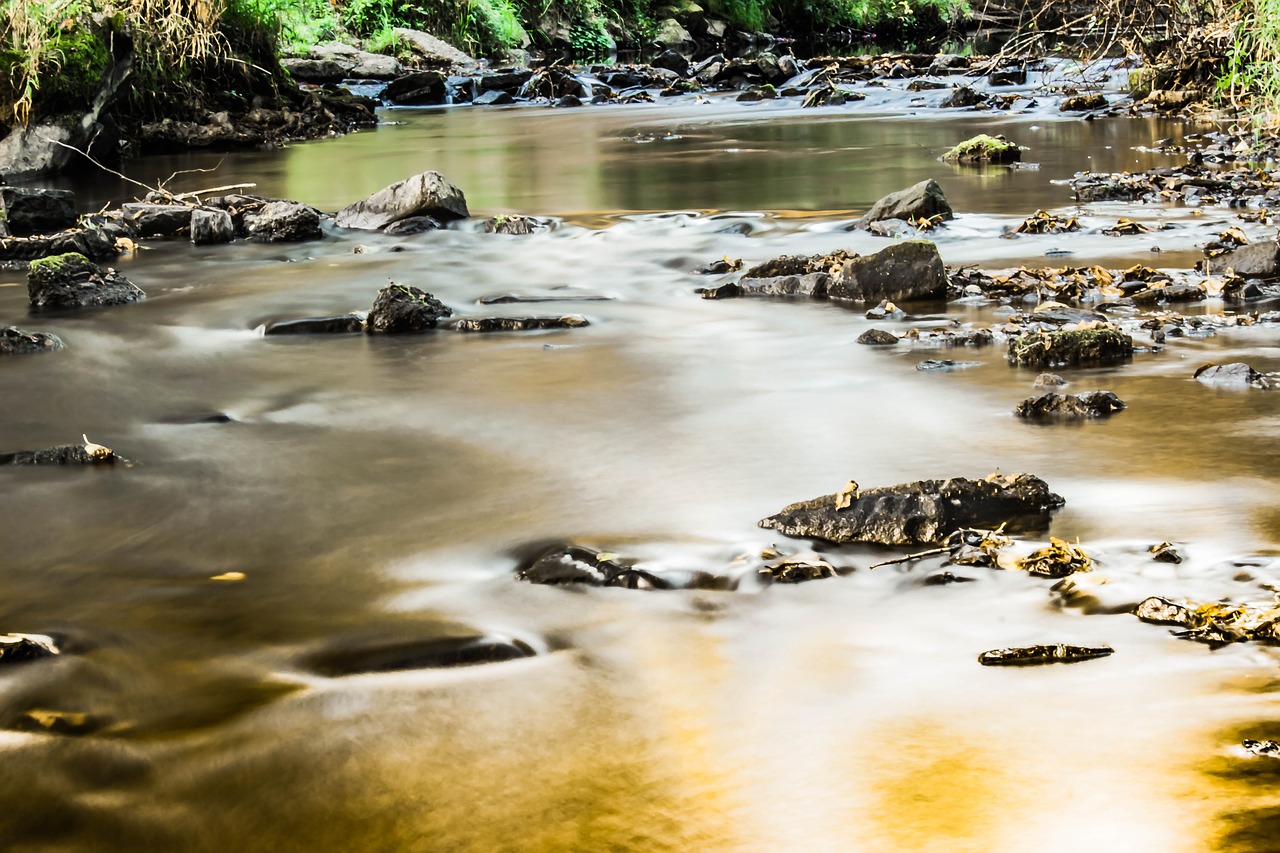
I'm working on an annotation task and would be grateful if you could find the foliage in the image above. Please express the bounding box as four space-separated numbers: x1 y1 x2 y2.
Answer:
1222 0 1280 127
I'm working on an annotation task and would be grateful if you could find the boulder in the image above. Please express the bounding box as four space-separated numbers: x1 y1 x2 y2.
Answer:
473 89 514 106
759 472 1064 545
858 328 898 345
366 284 453 333
282 57 348 83
350 53 403 80
27 253 144 309
855 179 953 229
452 315 588 332
1061 93 1108 111
942 134 1021 164
0 188 77 236
1194 362 1270 388
244 201 322 242
978 644 1113 666
1212 240 1280 278
190 208 235 245
654 18 695 50
941 86 986 108
392 28 478 69
0 633 59 664
121 202 192 237
380 71 446 106
1014 391 1126 418
831 240 947 303
988 67 1027 86
1007 329 1134 367
263 314 366 335
0 327 63 356
476 69 533 93
650 49 691 77
334 172 468 231
0 225 118 262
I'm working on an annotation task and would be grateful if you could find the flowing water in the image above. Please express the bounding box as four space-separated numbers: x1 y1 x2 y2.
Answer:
4 84 1280 852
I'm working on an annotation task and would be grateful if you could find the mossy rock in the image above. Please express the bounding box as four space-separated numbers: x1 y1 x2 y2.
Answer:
1007 329 1134 368
942 134 1021 165
35 29 110 116
28 252 93 277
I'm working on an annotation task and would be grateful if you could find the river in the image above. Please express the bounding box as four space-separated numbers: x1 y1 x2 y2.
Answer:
2 80 1280 852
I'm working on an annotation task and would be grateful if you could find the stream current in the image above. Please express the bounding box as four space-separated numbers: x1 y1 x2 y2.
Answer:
4 78 1280 852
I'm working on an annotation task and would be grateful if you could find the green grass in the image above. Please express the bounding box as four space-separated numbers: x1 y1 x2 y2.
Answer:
1221 0 1280 127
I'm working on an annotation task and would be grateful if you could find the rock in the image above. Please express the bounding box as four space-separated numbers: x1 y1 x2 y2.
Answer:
907 79 948 91
1194 362 1271 388
759 560 837 583
988 67 1027 86
263 314 366 335
0 226 118 263
12 708 106 736
1061 93 1108 111
1145 89 1195 111
698 282 743 299
654 18 695 50
1130 283 1205 304
304 632 536 676
1244 739 1280 758
858 328 898 345
1033 373 1067 388
477 69 532 93
929 54 969 73
831 240 947 303
555 95 583 107
452 315 587 332
0 633 59 664
2 444 116 465
942 134 1021 165
383 216 442 236
366 284 453 333
854 179 953 229
282 57 349 83
380 71 446 105
482 214 539 235
759 472 1064 545
737 85 777 102
917 359 979 371
650 49 690 77
1213 240 1280 278
517 544 672 589
0 188 77 236
865 218 915 238
121 202 192 238
1014 391 1126 418
941 86 986 108
1134 596 1193 625
1007 329 1134 368
244 201 322 242
978 644 1113 666
190 208 234 245
743 251 852 280
0 327 63 356
350 52 402 80
27 253 144 309
392 28 478 70
745 273 831 296
1149 542 1185 563
335 172 469 232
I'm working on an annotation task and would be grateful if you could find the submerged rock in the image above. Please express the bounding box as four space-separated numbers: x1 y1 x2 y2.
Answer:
855 179 953 229
0 327 63 356
978 644 1113 666
453 315 587 332
0 188 77 236
0 633 59 664
831 240 947 303
759 473 1064 545
1007 329 1133 368
1014 391 1126 419
27 253 144 310
942 134 1021 165
1195 362 1271 388
334 171 469 232
305 633 536 677
366 284 453 333
263 314 366 335
1033 373 1067 388
482 214 540 235
517 545 672 589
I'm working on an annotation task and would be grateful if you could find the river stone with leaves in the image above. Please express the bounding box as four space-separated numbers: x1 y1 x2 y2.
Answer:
27 253 144 310
366 284 453 333
0 327 63 356
760 473 1065 545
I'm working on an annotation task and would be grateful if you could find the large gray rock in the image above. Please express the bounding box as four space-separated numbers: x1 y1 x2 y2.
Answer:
244 201 322 242
190 208 234 245
0 226 117 262
282 57 349 83
760 473 1065 545
366 284 453 333
27 252 144 309
1194 362 1270 388
855 179 953 229
392 28 478 69
0 188 77 236
0 326 63 355
335 172 468 231
121 202 192 237
654 18 695 50
381 71 446 105
831 240 947 303
351 53 402 79
1212 240 1280 278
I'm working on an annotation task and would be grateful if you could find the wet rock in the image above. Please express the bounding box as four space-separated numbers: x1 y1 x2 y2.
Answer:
1014 391 1126 419
263 314 366 335
1033 373 1067 388
305 632 536 676
759 560 837 583
0 226 118 263
907 79 948 91
650 49 690 77
27 253 144 310
698 282 743 299
244 201 322 243
737 85 777 102
190 208 234 245
1194 362 1271 389
1017 537 1093 578
2 444 116 465
1007 328 1134 368
335 171 469 232
366 284 453 333
1130 283 1206 304
383 216 442 236
759 472 1064 546
392 28 478 70
1212 240 1280 278
942 134 1021 165
282 57 349 83
654 18 695 50
1134 596 1193 625
737 273 830 297
865 218 915 238
473 89 515 106
941 86 986 108
482 214 539 235
854 179 953 229
453 315 587 332
121 202 192 238
831 240 947 304
698 256 743 275
380 71 446 106
0 633 59 664
922 570 977 586
742 251 852 280
1145 89 1196 111
978 644 1113 666
555 95 582 107
917 359 979 371
1244 739 1280 758
1061 93 1108 111
0 327 63 356
858 328 898 345
929 54 969 74
1149 542 1185 563
802 83 862 107
11 708 106 736
988 67 1027 86
517 545 672 589
0 188 77 236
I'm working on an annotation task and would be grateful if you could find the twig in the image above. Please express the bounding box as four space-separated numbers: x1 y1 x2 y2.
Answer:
869 546 949 569
39 135 255 203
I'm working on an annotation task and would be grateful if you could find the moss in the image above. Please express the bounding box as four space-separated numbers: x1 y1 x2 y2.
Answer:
36 29 111 116
28 252 90 276
942 134 1022 164
1007 328 1134 368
